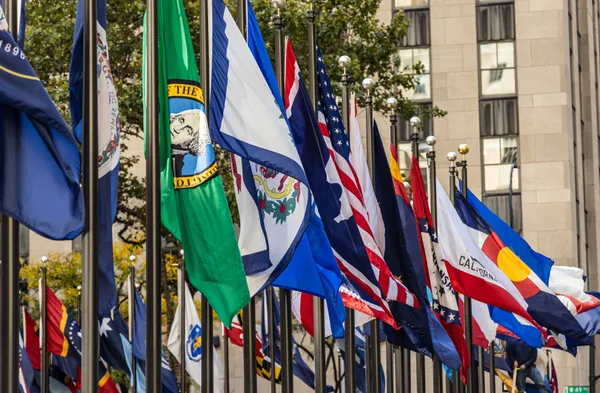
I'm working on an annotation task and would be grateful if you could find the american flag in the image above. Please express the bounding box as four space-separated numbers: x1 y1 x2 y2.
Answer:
315 46 418 312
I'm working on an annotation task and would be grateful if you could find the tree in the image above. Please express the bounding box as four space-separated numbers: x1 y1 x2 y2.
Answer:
25 0 440 243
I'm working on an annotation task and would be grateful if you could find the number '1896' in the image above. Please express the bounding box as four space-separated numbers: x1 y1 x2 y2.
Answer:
0 40 25 59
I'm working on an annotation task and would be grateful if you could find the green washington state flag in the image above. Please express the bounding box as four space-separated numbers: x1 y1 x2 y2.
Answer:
142 0 249 326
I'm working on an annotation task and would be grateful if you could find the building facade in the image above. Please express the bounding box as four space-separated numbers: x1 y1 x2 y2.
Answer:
372 0 600 390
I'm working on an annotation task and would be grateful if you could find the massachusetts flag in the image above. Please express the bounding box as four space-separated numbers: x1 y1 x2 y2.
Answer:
436 180 539 328
0 5 83 240
284 38 400 326
459 190 592 345
211 0 311 297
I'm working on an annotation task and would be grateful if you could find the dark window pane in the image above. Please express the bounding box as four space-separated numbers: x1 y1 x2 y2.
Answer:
480 99 519 136
19 225 29 259
483 193 522 234
400 10 430 46
398 104 433 141
477 4 515 41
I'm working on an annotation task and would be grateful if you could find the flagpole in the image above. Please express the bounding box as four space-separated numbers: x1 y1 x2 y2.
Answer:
409 116 426 393
77 285 82 324
386 97 398 393
426 136 443 393
362 77 381 393
306 4 327 393
81 0 101 385
457 143 474 393
128 257 137 393
0 0 20 390
489 342 495 393
272 3 294 392
447 151 459 393
179 251 187 393
339 54 357 393
395 347 404 393
235 2 258 392
224 327 230 393
478 346 485 393
40 256 50 393
267 288 276 393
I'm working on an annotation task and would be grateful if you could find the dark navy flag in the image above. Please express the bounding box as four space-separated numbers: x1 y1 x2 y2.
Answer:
336 326 384 393
98 311 130 373
132 285 180 393
19 334 40 393
261 292 334 392
0 7 83 240
372 121 461 369
69 0 120 318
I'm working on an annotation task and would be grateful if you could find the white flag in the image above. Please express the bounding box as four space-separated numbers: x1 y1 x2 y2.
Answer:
167 281 224 392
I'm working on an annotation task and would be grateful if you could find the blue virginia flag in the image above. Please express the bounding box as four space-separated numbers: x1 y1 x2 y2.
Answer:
0 7 83 240
372 121 461 369
231 0 345 337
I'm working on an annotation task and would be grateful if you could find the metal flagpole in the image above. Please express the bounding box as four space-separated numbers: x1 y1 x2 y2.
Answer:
456 144 473 393
410 117 426 393
224 328 230 393
385 97 399 393
82 0 100 385
362 77 381 393
403 349 411 392
40 257 50 393
395 347 404 393
426 136 443 393
306 5 327 393
408 116 423 393
0 1 20 391
447 152 458 393
591 342 596 393
478 346 486 393
267 288 276 393
489 342 496 393
338 54 357 393
77 286 82 324
272 3 294 392
234 2 257 392
179 251 187 393
128 257 137 393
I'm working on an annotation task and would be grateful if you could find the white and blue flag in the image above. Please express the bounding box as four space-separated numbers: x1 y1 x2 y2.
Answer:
210 0 313 296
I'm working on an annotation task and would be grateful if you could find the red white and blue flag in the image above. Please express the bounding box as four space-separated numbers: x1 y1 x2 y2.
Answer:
284 39 412 327
314 45 417 314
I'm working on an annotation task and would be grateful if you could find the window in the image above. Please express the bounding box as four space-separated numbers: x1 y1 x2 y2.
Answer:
400 10 430 47
397 104 433 141
19 226 29 259
482 136 519 192
477 4 515 41
396 142 428 185
480 42 516 96
399 48 431 100
480 98 518 136
395 0 428 7
483 194 522 234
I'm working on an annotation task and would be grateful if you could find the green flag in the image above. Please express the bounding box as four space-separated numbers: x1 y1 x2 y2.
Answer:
142 0 249 326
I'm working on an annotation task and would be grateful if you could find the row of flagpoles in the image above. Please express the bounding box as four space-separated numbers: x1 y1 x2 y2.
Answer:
2 0 600 391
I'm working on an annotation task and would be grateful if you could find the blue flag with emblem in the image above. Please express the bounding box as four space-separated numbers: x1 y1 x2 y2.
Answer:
69 0 128 372
0 6 83 240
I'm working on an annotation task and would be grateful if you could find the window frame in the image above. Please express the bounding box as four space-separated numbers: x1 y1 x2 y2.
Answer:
478 40 518 98
398 46 432 102
480 134 521 195
392 0 429 11
482 193 523 234
476 0 514 5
